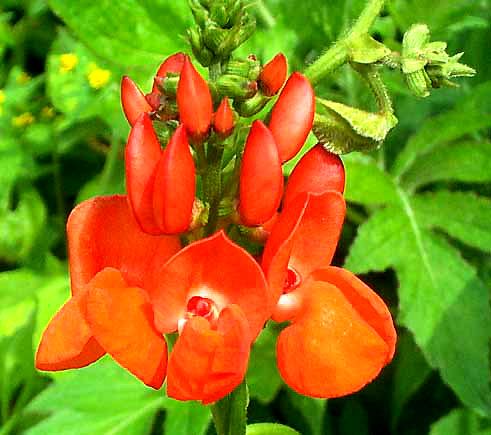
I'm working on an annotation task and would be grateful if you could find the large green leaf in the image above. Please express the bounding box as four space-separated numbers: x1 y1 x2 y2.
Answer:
346 190 491 416
162 399 211 435
26 359 163 435
430 408 491 435
46 0 190 82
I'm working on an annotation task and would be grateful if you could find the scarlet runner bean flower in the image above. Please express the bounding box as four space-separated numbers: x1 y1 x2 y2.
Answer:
261 145 397 398
36 196 270 403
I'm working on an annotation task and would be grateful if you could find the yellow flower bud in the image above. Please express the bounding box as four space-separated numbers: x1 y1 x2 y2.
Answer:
60 53 78 73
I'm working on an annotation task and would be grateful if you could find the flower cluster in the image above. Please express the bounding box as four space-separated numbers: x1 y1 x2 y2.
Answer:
36 52 396 404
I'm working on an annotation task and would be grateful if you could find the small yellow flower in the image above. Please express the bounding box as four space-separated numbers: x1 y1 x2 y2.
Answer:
42 106 55 118
0 89 5 104
88 67 111 89
60 53 78 73
16 72 31 84
12 112 35 127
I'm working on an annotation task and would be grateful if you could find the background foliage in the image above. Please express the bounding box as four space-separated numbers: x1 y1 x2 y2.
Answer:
0 0 490 433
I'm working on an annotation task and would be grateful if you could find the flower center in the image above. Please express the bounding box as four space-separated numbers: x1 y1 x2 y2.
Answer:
178 296 219 334
283 266 301 293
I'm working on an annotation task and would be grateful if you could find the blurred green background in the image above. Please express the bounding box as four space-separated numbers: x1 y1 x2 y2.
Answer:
0 0 490 434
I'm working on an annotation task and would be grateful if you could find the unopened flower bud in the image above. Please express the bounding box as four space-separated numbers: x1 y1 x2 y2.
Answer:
259 53 288 96
214 97 235 138
216 75 257 99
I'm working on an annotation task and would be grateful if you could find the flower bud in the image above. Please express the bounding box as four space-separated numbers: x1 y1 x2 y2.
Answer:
269 72 315 162
216 74 258 99
259 53 288 96
152 53 185 94
177 56 213 142
121 76 152 126
214 97 235 138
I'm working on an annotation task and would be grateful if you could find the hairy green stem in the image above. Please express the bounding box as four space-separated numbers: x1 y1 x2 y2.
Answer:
203 144 224 236
305 0 386 85
255 0 276 28
351 63 393 113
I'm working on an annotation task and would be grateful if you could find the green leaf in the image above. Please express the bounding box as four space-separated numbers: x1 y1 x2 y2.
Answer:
211 380 248 435
343 153 399 205
411 191 491 253
430 408 491 435
279 389 327 435
400 141 491 190
26 359 163 435
247 323 282 404
162 399 210 435
391 82 491 178
391 331 432 429
246 423 300 435
345 191 491 417
46 0 190 82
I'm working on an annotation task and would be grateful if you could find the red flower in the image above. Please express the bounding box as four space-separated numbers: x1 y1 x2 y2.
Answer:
36 196 270 403
261 146 396 398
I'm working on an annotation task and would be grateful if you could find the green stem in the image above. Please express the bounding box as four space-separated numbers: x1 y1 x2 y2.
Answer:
203 144 224 236
304 0 386 85
351 63 393 113
98 131 121 195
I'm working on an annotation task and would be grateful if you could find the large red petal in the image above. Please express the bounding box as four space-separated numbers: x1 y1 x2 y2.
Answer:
151 231 269 337
167 304 251 404
125 113 163 234
283 144 345 208
268 72 315 162
36 292 104 371
239 120 283 226
177 56 212 141
67 195 180 295
153 52 186 93
153 124 195 234
310 267 397 361
277 279 392 398
262 192 345 305
121 76 152 126
85 268 168 389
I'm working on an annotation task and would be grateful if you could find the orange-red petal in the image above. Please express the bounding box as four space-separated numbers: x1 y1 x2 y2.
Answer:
151 231 269 337
262 191 345 305
36 292 105 371
125 113 163 234
239 120 283 226
67 195 180 295
277 279 393 398
85 268 168 389
268 72 315 162
153 124 195 234
283 144 345 209
153 52 186 93
121 76 152 126
167 304 251 404
177 56 213 141
213 97 235 138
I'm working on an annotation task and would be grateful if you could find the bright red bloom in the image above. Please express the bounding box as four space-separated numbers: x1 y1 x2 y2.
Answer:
177 56 213 142
259 53 288 96
261 150 396 398
268 72 315 163
239 120 283 226
37 197 270 402
125 113 196 235
36 195 180 388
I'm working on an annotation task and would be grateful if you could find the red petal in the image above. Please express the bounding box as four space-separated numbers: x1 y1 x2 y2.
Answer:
283 144 345 208
310 267 397 362
239 120 283 226
125 113 163 234
67 195 180 295
177 56 213 141
151 231 269 337
36 292 104 371
213 97 235 138
153 124 195 234
153 52 186 93
121 76 152 126
167 304 251 404
277 279 393 398
262 192 345 304
268 72 315 162
85 268 168 389
259 53 288 96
